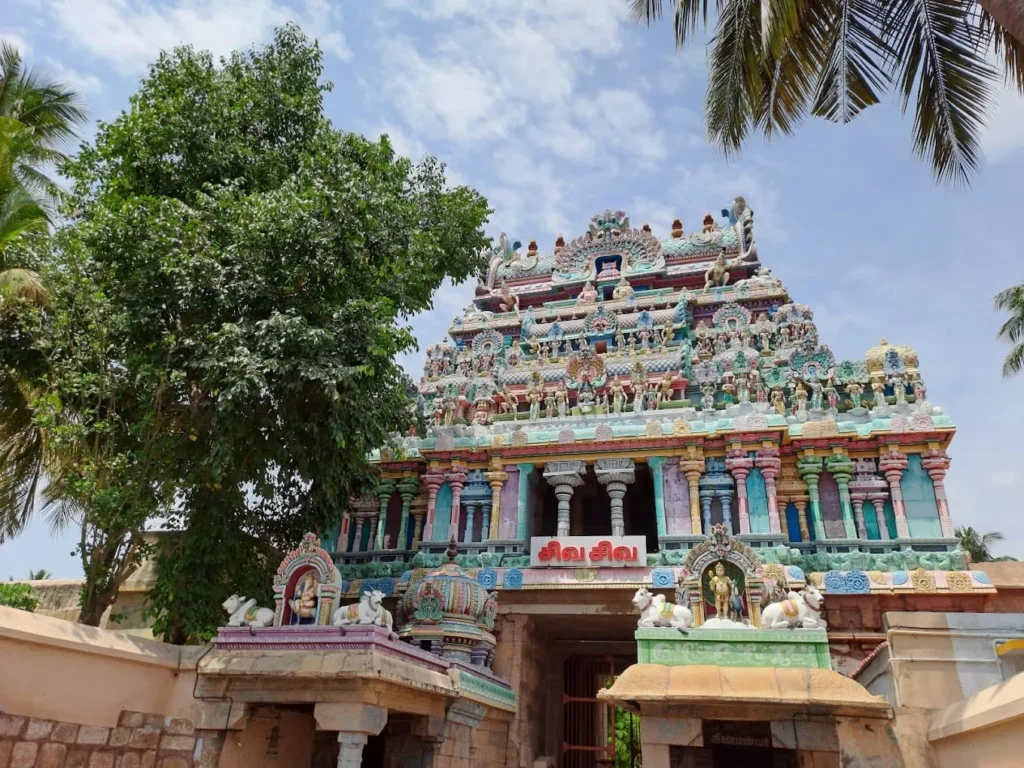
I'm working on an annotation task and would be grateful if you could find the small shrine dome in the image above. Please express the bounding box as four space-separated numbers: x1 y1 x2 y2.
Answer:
397 538 498 667
865 338 919 374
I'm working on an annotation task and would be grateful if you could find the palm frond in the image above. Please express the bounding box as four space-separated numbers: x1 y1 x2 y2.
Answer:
628 0 724 47
884 0 998 184
706 0 764 152
810 0 892 123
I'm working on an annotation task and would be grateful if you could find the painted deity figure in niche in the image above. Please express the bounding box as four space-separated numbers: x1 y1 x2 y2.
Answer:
824 379 839 413
632 381 646 415
626 335 637 357
808 377 824 411
751 370 767 404
871 379 886 410
545 389 556 419
528 386 543 421
701 383 716 411
556 382 569 418
770 385 786 415
707 563 735 619
528 335 540 357
889 373 908 406
660 321 674 350
613 276 634 301
655 372 675 408
911 373 927 406
792 380 808 416
735 373 750 405
500 387 519 418
721 375 736 406
289 571 319 625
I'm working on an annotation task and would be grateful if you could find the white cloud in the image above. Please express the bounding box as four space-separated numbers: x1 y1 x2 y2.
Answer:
41 0 351 74
983 86 1024 162
44 58 103 94
0 29 32 56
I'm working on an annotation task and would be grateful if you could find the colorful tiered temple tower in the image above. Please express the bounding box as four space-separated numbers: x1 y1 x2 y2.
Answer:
325 197 994 765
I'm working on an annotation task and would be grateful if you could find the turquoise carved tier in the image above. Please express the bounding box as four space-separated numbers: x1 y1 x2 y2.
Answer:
636 627 831 670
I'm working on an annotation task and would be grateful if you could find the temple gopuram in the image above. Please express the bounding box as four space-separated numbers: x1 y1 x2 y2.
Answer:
318 198 998 766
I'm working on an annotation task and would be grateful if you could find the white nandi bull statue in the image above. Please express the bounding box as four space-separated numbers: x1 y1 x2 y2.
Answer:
761 586 826 629
331 589 393 630
222 594 275 627
632 587 693 629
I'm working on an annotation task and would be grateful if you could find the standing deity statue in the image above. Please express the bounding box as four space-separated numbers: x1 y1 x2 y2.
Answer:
610 377 626 414
846 381 864 409
770 385 786 415
701 383 716 411
556 383 569 418
824 379 839 413
638 327 651 352
889 374 908 406
911 373 927 406
808 377 824 411
614 327 626 354
778 324 791 346
528 336 541 357
750 369 766 404
432 394 445 426
660 321 674 350
632 381 647 415
721 375 736 406
544 389 556 419
708 563 735 619
736 373 750 405
793 380 808 416
528 386 543 421
501 386 519 419
538 342 549 366
870 379 887 411
626 335 637 357
443 396 457 426
550 338 561 360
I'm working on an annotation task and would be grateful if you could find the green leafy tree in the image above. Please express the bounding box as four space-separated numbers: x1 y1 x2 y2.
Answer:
27 568 51 580
955 526 1017 562
0 582 39 611
629 0 1024 184
34 25 490 640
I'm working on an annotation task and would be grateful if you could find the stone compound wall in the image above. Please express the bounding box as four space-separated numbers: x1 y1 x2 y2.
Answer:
492 614 549 768
0 711 222 768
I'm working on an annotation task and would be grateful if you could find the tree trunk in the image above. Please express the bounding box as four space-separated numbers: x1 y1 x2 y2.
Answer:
979 0 1024 45
78 587 116 626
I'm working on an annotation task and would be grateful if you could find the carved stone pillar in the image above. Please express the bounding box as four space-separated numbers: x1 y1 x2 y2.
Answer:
314 703 387 768
825 453 857 539
647 457 668 536
848 458 889 540
922 448 955 537
755 446 782 534
368 516 379 551
396 477 418 550
796 454 825 541
352 516 365 552
776 463 808 542
485 468 508 540
338 510 352 553
879 448 910 538
794 500 810 542
480 502 492 543
699 490 714 533
726 448 753 534
464 503 477 543
446 469 468 541
679 446 705 535
869 494 889 540
411 497 427 548
720 493 734 535
421 472 445 542
544 461 586 537
374 479 396 550
698 457 733 534
596 458 636 537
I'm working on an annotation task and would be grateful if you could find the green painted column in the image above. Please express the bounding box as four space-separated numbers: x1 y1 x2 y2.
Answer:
516 463 534 540
648 457 667 537
825 454 857 539
796 455 826 541
396 477 419 550
374 479 396 550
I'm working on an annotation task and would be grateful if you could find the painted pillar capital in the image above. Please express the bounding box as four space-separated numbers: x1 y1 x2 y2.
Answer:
545 460 585 537
679 449 705 535
879 447 910 538
598 459 635 537
921 448 954 537
796 454 825 540
725 448 753 534
755 446 782 534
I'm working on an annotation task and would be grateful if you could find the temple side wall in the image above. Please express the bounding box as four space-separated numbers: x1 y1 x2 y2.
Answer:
491 614 548 767
931 720 1021 768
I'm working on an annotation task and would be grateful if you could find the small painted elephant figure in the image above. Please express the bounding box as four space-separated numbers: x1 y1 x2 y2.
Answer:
761 586 826 629
331 589 393 630
633 587 693 629
222 595 275 628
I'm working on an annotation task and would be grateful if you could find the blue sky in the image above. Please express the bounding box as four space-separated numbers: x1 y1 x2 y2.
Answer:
3 0 1024 578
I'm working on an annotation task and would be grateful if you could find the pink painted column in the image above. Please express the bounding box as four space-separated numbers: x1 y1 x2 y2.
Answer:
446 471 468 541
849 494 868 539
338 511 351 553
869 493 889 540
879 448 910 539
353 517 365 552
922 449 955 537
755 447 782 534
420 474 444 542
726 448 753 534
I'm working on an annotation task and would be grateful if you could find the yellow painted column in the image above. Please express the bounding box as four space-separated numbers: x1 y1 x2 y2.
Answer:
679 445 705 535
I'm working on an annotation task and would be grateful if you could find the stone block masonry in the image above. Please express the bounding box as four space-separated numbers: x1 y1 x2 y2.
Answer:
0 711 222 768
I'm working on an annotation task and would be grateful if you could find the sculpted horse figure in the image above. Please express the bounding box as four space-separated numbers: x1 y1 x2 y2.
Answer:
761 586 826 629
632 587 693 629
222 595 274 628
331 589 393 630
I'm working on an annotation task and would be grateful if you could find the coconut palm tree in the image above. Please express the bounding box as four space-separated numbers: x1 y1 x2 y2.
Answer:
994 283 1024 376
629 0 1024 184
0 41 85 301
955 526 1017 562
27 568 51 580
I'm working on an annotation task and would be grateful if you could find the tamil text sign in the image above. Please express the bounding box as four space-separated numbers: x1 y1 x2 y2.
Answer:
529 536 647 567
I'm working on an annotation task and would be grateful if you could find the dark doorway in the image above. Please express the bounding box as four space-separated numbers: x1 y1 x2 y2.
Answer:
711 745 797 767
623 463 658 552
